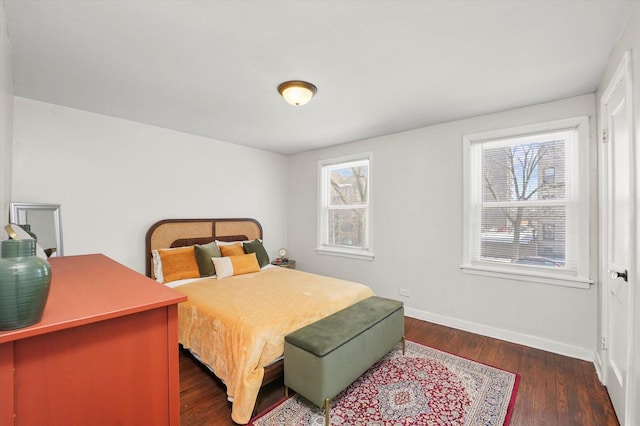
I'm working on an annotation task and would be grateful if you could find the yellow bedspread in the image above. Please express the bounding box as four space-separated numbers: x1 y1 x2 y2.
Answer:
174 266 375 424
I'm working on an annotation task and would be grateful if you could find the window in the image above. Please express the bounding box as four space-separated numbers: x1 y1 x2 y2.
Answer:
462 117 591 288
543 223 555 240
317 153 373 260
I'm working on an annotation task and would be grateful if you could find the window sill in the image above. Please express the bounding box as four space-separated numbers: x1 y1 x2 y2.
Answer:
316 247 375 261
460 264 593 289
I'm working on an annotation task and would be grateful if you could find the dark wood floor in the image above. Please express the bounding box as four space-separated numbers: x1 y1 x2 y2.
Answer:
179 317 619 425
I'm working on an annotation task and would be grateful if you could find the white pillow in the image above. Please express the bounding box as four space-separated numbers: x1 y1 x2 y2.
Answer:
215 239 256 246
151 249 164 283
211 253 261 280
212 257 234 279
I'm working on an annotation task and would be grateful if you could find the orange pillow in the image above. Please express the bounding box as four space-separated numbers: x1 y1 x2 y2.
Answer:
157 246 200 283
230 252 261 275
212 253 260 279
219 243 245 257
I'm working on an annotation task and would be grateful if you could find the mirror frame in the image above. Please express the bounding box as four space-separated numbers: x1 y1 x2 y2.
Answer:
9 202 63 256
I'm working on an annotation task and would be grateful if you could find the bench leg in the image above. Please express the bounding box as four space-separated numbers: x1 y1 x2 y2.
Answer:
285 386 289 398
324 398 330 426
402 336 406 355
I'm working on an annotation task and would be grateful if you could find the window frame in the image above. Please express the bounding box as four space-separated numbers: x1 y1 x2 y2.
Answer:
317 152 374 260
543 167 556 184
461 117 592 288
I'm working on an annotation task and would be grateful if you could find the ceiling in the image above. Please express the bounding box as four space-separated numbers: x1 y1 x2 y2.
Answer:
3 1 635 155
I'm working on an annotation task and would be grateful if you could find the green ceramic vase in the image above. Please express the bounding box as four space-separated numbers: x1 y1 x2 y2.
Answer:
0 239 51 330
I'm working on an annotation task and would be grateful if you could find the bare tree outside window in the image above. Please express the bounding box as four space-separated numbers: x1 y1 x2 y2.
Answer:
328 164 368 248
481 138 566 265
318 154 373 259
463 117 590 285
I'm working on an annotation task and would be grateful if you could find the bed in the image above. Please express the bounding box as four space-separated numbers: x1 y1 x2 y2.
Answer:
145 218 375 424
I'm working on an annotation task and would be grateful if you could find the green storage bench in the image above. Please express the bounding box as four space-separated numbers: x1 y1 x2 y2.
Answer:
284 296 404 425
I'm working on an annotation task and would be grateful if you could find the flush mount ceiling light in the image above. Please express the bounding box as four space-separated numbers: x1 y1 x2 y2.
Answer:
277 80 317 106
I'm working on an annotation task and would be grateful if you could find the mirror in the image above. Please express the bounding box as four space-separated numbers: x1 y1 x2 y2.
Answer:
9 202 63 256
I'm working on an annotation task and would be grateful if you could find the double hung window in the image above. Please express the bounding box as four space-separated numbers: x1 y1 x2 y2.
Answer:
317 153 373 260
462 117 591 287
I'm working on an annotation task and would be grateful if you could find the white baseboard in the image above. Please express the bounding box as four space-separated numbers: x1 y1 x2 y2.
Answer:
405 307 595 362
592 351 604 383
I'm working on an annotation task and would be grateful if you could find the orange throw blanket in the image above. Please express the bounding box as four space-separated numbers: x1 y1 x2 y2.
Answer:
174 267 375 424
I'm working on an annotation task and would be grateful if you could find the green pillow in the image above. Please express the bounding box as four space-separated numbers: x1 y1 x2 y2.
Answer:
194 241 221 277
243 239 270 268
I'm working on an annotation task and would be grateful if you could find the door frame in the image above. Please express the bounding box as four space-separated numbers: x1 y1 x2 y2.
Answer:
598 50 636 425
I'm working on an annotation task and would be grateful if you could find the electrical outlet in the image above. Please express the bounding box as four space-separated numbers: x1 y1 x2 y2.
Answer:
399 288 410 297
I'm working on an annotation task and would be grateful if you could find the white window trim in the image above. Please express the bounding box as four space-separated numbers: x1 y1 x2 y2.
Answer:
461 117 592 288
317 152 374 260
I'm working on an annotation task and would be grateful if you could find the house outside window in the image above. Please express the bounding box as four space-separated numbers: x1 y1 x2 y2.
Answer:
462 117 591 288
543 167 556 185
317 153 374 260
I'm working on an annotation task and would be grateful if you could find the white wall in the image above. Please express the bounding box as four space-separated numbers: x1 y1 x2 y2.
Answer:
596 2 640 424
11 98 289 273
0 4 13 227
288 94 598 360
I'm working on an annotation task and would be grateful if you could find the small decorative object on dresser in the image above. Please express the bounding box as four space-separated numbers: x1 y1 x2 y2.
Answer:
0 238 51 330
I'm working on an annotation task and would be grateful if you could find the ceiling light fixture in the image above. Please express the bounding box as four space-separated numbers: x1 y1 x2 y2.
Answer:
277 80 317 106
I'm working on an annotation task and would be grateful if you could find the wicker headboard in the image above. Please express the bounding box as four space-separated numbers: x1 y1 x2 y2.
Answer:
145 218 263 278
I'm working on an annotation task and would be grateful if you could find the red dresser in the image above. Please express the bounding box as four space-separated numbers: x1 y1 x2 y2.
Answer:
0 254 187 425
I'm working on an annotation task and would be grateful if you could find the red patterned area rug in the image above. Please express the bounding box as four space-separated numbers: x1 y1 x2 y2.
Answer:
251 340 519 425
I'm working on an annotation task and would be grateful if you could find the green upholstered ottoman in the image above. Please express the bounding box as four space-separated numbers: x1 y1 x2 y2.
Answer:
284 296 404 425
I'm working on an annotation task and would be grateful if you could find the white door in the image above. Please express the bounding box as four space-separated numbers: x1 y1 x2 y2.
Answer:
601 51 634 425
